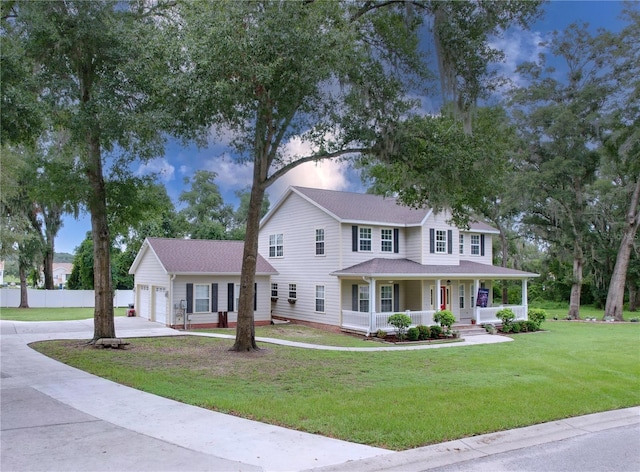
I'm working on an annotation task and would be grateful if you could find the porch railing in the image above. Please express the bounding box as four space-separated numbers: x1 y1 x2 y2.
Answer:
476 305 527 325
342 309 436 335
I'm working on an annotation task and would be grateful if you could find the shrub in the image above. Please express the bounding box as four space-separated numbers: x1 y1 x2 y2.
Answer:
407 327 420 341
483 323 497 334
429 324 442 338
376 329 386 339
511 321 522 333
631 317 639 323
388 313 412 340
496 308 516 332
433 310 456 330
528 308 547 330
525 320 538 332
417 325 430 340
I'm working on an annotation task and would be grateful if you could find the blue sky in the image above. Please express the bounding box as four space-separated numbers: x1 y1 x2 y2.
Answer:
54 0 629 254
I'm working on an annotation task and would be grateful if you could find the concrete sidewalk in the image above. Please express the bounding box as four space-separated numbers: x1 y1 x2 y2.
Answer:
1 317 638 472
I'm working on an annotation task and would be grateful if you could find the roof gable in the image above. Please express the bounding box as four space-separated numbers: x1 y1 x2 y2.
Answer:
130 238 278 275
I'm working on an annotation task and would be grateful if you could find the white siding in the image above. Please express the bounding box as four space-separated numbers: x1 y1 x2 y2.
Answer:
405 226 422 263
132 247 171 322
460 232 493 265
259 192 342 326
421 211 460 265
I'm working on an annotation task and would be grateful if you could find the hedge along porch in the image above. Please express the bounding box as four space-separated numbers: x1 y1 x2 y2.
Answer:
129 238 278 328
333 259 538 335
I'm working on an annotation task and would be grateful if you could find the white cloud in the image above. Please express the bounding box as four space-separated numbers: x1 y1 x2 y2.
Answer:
490 28 548 89
136 158 175 182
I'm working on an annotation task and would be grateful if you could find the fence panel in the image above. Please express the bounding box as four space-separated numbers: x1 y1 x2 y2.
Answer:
0 289 133 308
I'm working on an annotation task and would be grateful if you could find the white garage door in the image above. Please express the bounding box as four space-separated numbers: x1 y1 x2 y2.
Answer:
138 285 150 319
154 287 167 324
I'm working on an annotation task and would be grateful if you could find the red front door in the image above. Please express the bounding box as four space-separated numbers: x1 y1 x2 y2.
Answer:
440 285 447 311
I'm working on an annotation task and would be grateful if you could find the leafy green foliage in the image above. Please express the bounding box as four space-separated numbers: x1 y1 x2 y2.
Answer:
406 327 420 341
528 308 547 330
496 308 517 332
434 310 456 330
417 325 430 340
388 313 412 340
429 325 443 338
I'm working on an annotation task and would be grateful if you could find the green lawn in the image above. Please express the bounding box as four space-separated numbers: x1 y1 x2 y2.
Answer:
31 321 640 451
0 307 126 321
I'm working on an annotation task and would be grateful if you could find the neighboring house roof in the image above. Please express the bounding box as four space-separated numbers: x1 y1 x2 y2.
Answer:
53 263 73 274
262 186 499 233
332 258 538 279
129 238 278 276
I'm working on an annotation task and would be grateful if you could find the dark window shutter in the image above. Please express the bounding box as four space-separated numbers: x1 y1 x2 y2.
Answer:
352 284 358 311
393 228 399 253
211 283 218 312
481 234 486 256
393 283 400 312
429 228 435 253
186 283 193 314
254 283 257 311
447 230 453 254
227 283 234 312
352 226 358 252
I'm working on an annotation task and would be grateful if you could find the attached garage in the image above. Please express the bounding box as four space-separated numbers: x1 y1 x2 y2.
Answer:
154 287 167 324
137 285 150 319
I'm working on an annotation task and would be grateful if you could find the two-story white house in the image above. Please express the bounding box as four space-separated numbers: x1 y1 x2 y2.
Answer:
258 186 538 335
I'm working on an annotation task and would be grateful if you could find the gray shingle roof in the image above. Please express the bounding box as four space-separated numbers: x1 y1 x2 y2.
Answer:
293 186 429 225
144 238 278 275
332 258 538 279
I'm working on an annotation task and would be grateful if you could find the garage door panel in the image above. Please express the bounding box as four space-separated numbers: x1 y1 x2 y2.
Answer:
154 287 167 324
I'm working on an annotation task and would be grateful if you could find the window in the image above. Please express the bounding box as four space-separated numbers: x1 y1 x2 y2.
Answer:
288 283 297 300
380 285 393 312
436 230 447 253
315 285 325 312
381 229 393 252
269 233 283 257
470 284 475 307
359 227 372 251
459 284 465 309
359 285 370 312
471 235 480 255
271 283 278 298
315 229 325 255
459 234 464 254
195 284 210 313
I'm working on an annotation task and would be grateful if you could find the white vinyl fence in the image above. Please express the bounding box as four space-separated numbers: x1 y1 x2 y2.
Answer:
0 289 133 308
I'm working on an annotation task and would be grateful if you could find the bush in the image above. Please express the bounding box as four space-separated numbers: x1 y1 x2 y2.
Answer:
376 329 386 339
528 308 547 330
429 325 442 338
388 313 412 340
407 327 420 341
433 310 456 330
511 321 522 333
525 320 538 332
496 308 516 332
483 323 497 334
417 325 430 340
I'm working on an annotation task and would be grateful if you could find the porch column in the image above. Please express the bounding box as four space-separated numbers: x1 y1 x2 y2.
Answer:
474 279 480 323
369 278 376 334
522 279 528 320
436 279 441 311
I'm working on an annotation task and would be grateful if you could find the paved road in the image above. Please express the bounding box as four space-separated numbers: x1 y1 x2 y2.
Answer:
1 317 639 472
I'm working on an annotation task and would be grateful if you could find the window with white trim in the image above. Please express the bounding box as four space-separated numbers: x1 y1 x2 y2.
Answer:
436 230 447 253
381 229 393 252
315 285 325 312
195 284 210 313
271 283 278 298
470 283 475 307
471 235 480 255
269 233 284 257
315 229 325 255
459 284 465 309
359 227 372 251
359 285 369 312
459 234 464 254
380 285 393 312
288 283 297 300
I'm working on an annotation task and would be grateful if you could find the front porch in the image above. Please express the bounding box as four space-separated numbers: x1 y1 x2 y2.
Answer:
341 305 528 335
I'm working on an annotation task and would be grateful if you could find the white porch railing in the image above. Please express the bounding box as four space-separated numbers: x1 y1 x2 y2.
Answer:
342 310 436 335
476 305 527 325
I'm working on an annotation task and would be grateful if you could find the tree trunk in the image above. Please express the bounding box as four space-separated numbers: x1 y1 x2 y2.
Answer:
230 179 266 352
43 207 62 290
86 133 115 341
43 246 54 290
18 263 29 308
568 245 583 319
629 280 639 312
604 179 640 321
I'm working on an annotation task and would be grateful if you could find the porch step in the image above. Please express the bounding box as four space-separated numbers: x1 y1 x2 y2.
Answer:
454 324 487 336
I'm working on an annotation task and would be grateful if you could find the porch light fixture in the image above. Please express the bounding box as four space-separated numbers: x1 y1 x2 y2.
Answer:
446 280 451 285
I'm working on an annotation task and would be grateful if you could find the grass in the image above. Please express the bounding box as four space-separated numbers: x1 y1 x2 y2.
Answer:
31 321 640 451
0 307 126 321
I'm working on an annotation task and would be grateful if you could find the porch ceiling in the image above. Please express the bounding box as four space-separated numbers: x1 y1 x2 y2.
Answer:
331 258 539 279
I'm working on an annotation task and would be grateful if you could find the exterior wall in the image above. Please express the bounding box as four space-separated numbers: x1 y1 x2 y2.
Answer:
340 223 406 269
171 275 272 328
132 247 171 322
459 232 493 265
421 211 460 265
405 226 423 263
259 192 342 327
